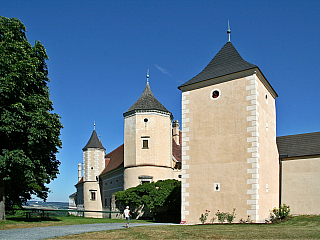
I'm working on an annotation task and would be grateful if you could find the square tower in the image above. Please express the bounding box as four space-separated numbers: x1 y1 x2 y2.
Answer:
178 42 279 223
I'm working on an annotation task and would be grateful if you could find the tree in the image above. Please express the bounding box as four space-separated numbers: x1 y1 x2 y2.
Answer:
115 179 181 222
0 16 62 220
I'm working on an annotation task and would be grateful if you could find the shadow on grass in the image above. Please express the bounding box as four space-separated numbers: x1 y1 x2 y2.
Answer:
6 217 61 222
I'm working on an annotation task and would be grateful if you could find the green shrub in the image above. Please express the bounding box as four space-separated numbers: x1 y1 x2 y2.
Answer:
269 204 290 223
215 210 227 223
226 208 236 223
199 210 210 224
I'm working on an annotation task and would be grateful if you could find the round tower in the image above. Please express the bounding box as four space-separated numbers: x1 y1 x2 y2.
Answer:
123 79 174 190
82 129 105 217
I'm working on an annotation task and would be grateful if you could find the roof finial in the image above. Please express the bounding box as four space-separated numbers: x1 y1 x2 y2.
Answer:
146 67 150 83
94 120 96 130
227 20 231 42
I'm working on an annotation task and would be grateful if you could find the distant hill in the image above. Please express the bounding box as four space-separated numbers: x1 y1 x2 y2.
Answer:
26 201 69 209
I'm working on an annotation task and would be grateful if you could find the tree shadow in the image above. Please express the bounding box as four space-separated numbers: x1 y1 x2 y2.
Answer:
6 217 61 222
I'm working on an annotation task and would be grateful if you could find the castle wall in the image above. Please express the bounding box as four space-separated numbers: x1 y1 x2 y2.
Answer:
124 112 173 190
83 181 103 218
124 166 174 189
282 156 320 215
83 148 105 181
100 168 124 211
253 74 279 221
181 73 278 224
82 148 105 217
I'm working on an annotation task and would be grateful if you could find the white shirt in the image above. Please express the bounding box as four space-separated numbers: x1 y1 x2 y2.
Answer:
124 209 130 218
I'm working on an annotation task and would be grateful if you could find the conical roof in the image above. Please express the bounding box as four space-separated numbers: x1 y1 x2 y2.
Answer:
179 41 257 89
123 82 173 119
82 130 105 151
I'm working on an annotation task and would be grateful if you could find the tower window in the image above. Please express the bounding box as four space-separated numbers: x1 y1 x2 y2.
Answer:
211 89 221 100
212 91 219 98
139 175 153 184
141 180 151 184
266 94 269 104
141 136 150 149
143 140 148 149
90 191 96 200
144 118 148 123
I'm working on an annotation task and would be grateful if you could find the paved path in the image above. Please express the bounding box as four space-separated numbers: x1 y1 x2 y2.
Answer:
0 222 170 240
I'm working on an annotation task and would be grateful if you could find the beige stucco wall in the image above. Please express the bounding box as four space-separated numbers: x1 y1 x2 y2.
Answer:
254 74 279 221
82 148 105 217
173 169 182 181
83 148 105 181
124 166 174 189
124 112 173 190
181 73 278 224
83 181 103 218
282 156 320 215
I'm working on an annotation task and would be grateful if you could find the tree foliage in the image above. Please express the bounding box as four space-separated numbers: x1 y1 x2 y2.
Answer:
0 16 62 216
115 179 181 221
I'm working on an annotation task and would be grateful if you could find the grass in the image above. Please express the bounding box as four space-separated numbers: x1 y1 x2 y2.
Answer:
0 210 151 230
2 212 320 239
48 215 320 239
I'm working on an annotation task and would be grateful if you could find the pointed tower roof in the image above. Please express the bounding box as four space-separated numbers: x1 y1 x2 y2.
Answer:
82 130 105 151
179 42 257 88
123 82 173 119
178 41 277 97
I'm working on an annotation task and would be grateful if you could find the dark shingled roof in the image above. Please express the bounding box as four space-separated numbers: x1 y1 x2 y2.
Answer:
82 130 105 151
123 82 173 119
277 132 320 158
179 41 257 88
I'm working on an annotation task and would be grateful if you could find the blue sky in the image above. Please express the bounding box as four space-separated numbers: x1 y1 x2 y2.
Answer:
2 0 320 202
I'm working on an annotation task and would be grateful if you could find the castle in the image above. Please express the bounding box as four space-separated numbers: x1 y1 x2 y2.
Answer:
70 36 320 223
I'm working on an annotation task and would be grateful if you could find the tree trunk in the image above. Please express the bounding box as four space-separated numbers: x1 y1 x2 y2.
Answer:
0 176 5 220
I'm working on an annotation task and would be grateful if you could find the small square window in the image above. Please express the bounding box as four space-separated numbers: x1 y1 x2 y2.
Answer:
91 191 96 200
143 139 149 149
141 180 151 184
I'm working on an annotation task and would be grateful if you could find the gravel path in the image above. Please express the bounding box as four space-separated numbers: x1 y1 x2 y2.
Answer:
0 222 170 240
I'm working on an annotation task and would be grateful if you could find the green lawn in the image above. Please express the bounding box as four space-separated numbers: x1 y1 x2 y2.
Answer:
50 215 320 239
0 210 150 230
2 212 320 239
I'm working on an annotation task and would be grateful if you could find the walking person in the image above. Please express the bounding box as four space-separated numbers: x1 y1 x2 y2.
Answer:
123 206 132 228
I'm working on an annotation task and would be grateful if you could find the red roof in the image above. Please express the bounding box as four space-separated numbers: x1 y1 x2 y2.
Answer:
172 130 182 162
100 144 124 175
75 176 84 186
100 132 181 176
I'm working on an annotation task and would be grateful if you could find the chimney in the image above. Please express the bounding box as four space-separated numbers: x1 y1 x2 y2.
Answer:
78 163 82 182
172 120 180 145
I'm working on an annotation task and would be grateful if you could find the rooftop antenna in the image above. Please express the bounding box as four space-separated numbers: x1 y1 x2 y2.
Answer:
227 20 231 42
146 67 150 83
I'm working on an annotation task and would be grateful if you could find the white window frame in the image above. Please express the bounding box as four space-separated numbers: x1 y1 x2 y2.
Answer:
141 136 150 149
210 88 221 100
